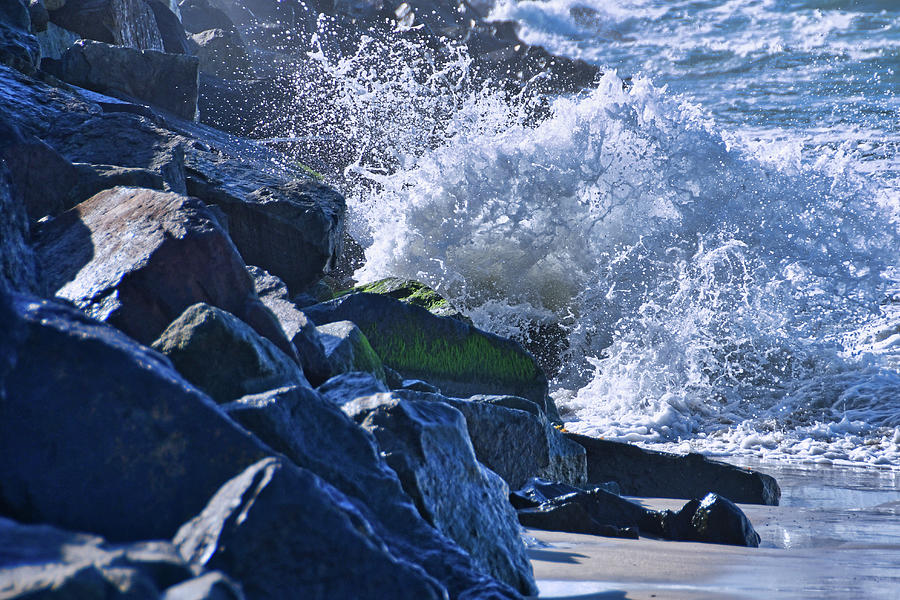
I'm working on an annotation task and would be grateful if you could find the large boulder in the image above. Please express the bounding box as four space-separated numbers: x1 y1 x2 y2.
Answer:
33 187 293 357
351 277 469 321
178 0 234 34
55 39 199 119
48 0 165 51
0 0 42 73
189 27 252 79
146 0 191 55
35 21 81 60
566 432 781 505
304 292 557 419
344 393 538 596
222 385 522 599
674 493 762 548
0 161 39 294
0 294 271 541
174 457 445 600
394 390 586 489
152 302 309 403
317 320 386 382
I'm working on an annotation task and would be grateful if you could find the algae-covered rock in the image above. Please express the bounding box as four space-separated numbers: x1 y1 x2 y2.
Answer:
352 278 469 322
304 292 553 414
316 320 385 382
152 302 308 403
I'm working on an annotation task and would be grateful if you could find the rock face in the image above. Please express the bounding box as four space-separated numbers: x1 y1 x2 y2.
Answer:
393 390 586 490
174 457 446 600
317 320 386 382
34 187 291 356
567 433 781 505
0 162 39 294
152 303 309 403
304 292 555 417
189 27 252 78
56 39 199 119
2 130 79 221
0 294 270 541
206 180 346 294
48 0 165 51
352 277 469 321
223 385 522 600
0 0 40 75
344 393 538 596
316 371 388 405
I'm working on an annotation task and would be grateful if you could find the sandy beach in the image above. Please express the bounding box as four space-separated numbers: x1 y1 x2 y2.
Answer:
527 462 900 599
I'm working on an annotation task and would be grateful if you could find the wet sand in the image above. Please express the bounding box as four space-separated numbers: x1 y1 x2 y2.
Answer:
526 461 900 599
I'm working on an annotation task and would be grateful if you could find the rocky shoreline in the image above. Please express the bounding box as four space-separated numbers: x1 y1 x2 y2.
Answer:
2 1 778 598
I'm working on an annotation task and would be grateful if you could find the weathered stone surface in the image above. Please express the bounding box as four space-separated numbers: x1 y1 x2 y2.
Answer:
517 502 638 539
393 390 586 489
203 179 345 294
222 385 521 600
316 370 388 405
675 493 761 548
174 457 446 600
0 294 271 541
189 27 252 79
344 393 538 596
162 572 245 600
49 0 165 51
56 40 198 119
566 432 781 505
0 160 39 295
28 0 49 33
178 0 234 34
352 277 469 321
33 186 294 367
35 20 80 59
0 0 41 73
248 265 331 386
317 320 386 382
304 292 555 417
146 0 191 54
152 302 308 404
2 129 79 220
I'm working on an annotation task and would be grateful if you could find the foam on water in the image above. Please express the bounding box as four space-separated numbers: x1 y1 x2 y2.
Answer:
301 12 900 466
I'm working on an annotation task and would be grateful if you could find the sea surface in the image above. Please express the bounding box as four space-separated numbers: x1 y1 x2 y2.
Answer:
309 1 900 467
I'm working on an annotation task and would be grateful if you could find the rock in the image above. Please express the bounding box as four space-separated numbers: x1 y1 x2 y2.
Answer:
146 0 191 54
509 478 584 508
162 572 245 600
393 390 586 490
0 0 41 73
34 20 79 59
223 385 522 599
178 0 234 34
152 302 309 404
174 457 446 600
33 186 294 365
28 1 49 33
676 493 761 548
316 371 388 405
317 320 386 382
566 432 781 505
48 0 165 51
398 378 441 393
202 179 346 295
0 294 272 541
1 130 79 220
70 161 168 203
344 393 538 595
351 277 469 322
517 502 638 539
189 28 252 79
304 292 555 418
44 0 66 10
248 266 331 385
0 160 39 294
56 39 199 119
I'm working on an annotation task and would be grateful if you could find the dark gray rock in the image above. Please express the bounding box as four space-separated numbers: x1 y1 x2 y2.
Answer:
248 265 331 386
304 292 556 418
48 0 165 51
56 40 198 119
152 302 309 403
675 493 761 548
146 0 191 54
317 320 386 382
189 28 252 79
393 390 586 490
2 130 79 220
221 385 521 600
517 502 638 539
162 572 245 600
178 0 234 34
174 457 446 600
344 393 538 596
33 186 294 357
28 0 49 33
0 160 39 294
566 432 781 505
0 0 41 74
35 21 81 60
316 370 388 405
0 294 271 541
351 277 469 322
70 161 168 204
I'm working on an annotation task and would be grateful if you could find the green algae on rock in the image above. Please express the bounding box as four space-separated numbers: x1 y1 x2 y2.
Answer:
350 278 470 322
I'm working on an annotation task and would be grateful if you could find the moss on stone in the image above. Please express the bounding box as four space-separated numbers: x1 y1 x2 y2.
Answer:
353 278 465 321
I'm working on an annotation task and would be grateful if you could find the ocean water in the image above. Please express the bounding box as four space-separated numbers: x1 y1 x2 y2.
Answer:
303 1 900 467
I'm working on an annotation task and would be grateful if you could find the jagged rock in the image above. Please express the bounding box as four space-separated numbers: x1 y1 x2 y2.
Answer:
178 0 234 34
517 502 638 539
1 130 79 220
393 390 586 489
146 0 191 54
174 457 446 600
70 161 168 203
344 393 538 596
201 180 345 295
196 73 289 136
398 378 441 393
28 1 49 33
152 302 309 404
189 28 252 78
0 294 272 541
223 385 521 599
316 370 389 405
162 572 245 600
566 432 781 505
35 20 80 59
33 186 294 359
351 277 469 322
675 493 761 548
248 266 331 385
317 320 386 382
304 292 555 417
0 160 39 295
0 0 41 73
48 0 165 51
55 40 198 119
